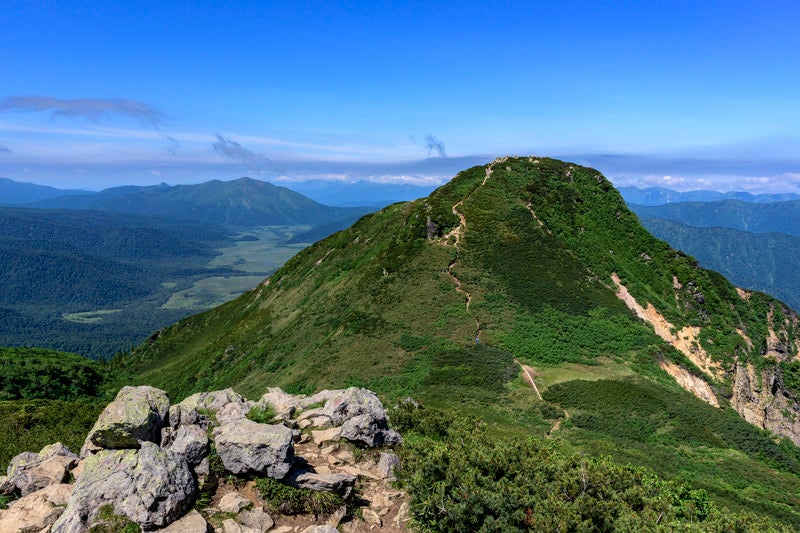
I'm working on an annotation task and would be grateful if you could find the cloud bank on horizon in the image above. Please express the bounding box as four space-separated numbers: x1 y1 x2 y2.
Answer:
1 3 799 193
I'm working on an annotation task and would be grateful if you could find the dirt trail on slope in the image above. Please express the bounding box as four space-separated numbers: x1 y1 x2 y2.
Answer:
439 161 502 341
547 409 570 437
515 359 543 400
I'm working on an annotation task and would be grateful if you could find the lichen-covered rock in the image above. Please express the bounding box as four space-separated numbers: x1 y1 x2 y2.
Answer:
167 424 209 466
0 483 72 532
5 442 79 495
167 403 200 429
84 385 170 450
213 420 294 478
51 441 195 532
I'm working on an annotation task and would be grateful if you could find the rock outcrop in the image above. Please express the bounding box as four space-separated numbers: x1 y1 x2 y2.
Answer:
1 384 405 532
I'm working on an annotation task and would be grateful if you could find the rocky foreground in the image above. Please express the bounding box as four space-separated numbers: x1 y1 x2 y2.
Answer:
0 386 409 532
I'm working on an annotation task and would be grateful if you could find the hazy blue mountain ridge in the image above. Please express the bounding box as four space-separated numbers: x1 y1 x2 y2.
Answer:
619 185 800 205
0 177 92 204
629 199 800 235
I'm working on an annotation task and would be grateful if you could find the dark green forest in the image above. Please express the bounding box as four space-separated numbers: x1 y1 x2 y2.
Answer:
639 217 800 311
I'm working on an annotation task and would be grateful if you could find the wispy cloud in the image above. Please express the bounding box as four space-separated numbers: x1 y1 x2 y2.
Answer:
0 96 163 127
163 135 180 155
212 133 271 174
0 144 10 153
425 134 446 158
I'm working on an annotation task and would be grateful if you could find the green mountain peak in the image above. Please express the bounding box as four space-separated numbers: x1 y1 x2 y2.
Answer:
116 156 800 429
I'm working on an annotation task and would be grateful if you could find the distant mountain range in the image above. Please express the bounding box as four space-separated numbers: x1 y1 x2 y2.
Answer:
629 199 800 235
619 185 800 206
23 177 369 229
0 177 91 204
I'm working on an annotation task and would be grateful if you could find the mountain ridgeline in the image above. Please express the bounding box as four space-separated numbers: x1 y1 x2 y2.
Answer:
27 177 368 228
111 157 800 525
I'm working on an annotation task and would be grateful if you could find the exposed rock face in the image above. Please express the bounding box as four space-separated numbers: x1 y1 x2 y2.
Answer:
658 359 719 407
731 361 800 446
0 483 72 532
51 442 196 532
84 385 170 450
214 420 294 478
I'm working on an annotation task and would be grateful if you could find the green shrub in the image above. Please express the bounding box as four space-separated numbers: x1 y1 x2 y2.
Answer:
395 405 792 532
246 405 277 424
254 476 343 516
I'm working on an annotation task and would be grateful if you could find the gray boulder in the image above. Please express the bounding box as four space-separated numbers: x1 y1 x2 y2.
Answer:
51 441 196 532
323 387 386 426
287 470 356 498
340 414 383 447
239 507 274 532
217 399 255 424
383 428 403 446
5 443 79 496
167 424 209 466
218 492 252 513
213 420 294 478
84 385 170 450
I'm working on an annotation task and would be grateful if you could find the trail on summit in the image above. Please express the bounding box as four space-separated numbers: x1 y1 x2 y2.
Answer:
439 159 502 342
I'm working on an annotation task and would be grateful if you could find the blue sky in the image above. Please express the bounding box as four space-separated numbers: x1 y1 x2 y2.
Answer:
1 1 799 192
